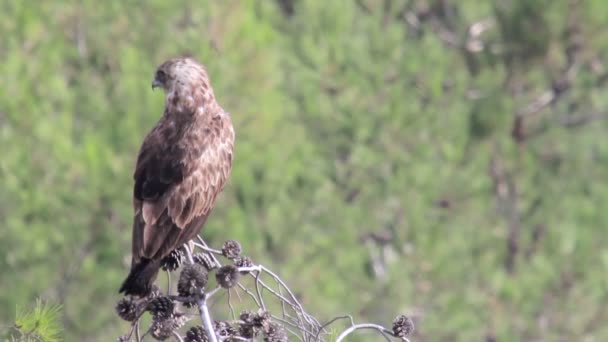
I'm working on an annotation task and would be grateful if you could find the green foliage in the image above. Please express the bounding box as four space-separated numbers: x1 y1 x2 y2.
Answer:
6 299 62 342
1 0 608 341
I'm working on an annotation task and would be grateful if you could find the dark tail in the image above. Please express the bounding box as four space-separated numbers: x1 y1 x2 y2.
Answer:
119 258 161 296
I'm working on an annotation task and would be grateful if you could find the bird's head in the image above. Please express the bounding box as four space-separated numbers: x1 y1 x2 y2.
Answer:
152 57 215 113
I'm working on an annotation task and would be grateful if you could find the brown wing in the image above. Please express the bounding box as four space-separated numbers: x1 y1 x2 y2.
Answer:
131 113 234 263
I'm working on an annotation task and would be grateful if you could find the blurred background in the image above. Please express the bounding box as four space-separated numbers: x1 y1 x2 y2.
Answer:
1 0 607 341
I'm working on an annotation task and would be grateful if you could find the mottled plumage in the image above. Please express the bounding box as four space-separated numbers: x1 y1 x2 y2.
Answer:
120 57 234 296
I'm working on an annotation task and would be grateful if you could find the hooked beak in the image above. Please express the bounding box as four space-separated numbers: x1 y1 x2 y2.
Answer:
151 78 162 90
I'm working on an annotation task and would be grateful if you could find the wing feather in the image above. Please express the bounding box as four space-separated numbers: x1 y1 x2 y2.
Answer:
132 112 234 263
169 131 233 229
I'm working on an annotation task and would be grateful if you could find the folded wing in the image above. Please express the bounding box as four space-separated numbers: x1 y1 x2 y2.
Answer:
131 114 234 264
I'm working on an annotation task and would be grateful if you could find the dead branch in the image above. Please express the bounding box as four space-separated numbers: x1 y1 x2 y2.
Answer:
116 236 413 341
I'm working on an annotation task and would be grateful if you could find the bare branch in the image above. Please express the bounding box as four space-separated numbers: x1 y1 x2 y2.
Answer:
116 236 411 342
197 295 218 342
335 323 396 342
172 331 184 342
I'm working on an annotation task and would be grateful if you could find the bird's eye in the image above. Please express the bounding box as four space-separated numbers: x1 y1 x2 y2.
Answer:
156 70 167 82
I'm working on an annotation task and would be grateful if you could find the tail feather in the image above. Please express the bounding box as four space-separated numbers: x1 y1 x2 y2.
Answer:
119 258 161 296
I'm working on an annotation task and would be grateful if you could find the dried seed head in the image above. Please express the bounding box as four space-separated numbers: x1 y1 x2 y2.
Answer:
178 263 209 298
254 310 272 331
115 297 139 322
184 325 209 342
147 296 175 319
182 299 195 308
151 312 189 341
117 335 132 342
238 311 259 339
392 315 414 338
193 252 218 270
239 324 256 339
161 249 185 271
221 240 242 259
213 320 237 339
147 284 162 299
263 322 288 342
215 265 240 289
240 310 255 323
253 309 272 331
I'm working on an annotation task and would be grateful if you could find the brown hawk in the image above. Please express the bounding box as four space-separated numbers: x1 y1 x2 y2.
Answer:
119 57 235 296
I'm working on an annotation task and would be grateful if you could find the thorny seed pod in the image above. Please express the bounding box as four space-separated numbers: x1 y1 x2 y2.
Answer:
392 315 415 338
151 312 189 341
239 324 256 339
184 325 209 342
161 249 185 271
221 239 242 259
216 265 240 289
213 320 237 339
147 284 162 299
193 252 218 270
238 310 259 339
240 310 256 324
182 299 195 308
263 322 288 342
178 263 209 298
115 297 139 322
255 310 272 331
147 296 174 319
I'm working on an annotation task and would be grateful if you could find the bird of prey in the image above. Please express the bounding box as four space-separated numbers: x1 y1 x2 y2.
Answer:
119 57 235 296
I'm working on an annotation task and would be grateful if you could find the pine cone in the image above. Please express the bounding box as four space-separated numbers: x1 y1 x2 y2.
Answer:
147 296 174 319
161 249 185 271
184 325 209 342
392 315 414 338
263 322 288 342
221 240 242 259
151 313 189 341
115 297 139 322
216 265 240 289
193 252 218 270
178 263 209 298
